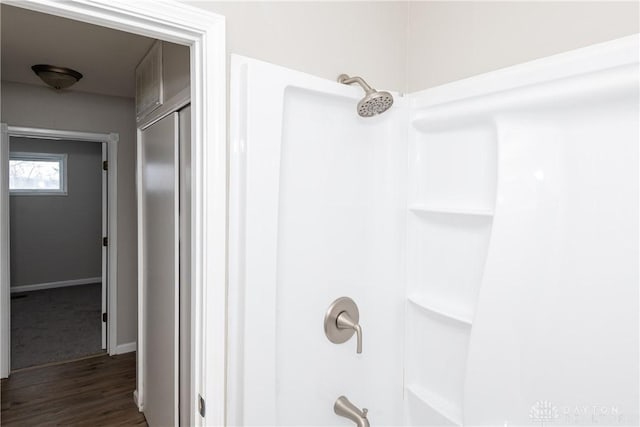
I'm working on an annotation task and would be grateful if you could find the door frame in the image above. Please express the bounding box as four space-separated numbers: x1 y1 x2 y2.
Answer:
1 1 228 425
0 125 118 372
101 142 108 350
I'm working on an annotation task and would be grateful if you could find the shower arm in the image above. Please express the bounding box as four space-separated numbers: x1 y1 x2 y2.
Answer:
337 74 375 95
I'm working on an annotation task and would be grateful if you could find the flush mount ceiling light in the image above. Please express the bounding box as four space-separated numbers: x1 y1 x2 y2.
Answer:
31 64 83 90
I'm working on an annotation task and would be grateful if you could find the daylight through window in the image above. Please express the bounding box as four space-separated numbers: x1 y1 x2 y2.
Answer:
9 152 67 195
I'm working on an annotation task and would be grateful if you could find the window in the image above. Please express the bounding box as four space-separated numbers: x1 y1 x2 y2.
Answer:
9 152 68 195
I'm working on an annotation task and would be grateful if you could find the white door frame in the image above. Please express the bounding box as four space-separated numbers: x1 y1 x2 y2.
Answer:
0 125 8 378
101 142 108 350
0 125 119 375
1 1 228 425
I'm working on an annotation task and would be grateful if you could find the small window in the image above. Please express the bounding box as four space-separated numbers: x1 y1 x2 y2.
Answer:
9 152 68 196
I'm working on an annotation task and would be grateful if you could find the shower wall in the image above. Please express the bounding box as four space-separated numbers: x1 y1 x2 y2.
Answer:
228 59 408 425
405 35 639 426
229 34 639 426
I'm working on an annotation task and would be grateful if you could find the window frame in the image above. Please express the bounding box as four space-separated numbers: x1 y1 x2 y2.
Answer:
9 151 68 196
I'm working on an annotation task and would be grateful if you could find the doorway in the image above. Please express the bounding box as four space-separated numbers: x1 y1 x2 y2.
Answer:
0 125 118 372
0 2 226 425
9 136 104 368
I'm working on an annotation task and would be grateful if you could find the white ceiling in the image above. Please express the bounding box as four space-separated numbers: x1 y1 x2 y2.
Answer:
1 5 155 98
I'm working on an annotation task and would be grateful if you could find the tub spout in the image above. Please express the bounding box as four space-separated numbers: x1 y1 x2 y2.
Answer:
334 396 370 427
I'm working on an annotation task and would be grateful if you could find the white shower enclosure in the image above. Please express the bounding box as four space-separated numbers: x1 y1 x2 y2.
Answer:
228 35 639 426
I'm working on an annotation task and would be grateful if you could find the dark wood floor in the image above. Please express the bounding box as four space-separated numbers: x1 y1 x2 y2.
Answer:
1 352 147 426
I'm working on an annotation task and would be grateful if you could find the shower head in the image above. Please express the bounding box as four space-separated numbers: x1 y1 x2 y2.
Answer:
338 74 393 117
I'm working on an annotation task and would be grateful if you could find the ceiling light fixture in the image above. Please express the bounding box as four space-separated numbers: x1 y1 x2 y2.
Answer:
31 64 83 90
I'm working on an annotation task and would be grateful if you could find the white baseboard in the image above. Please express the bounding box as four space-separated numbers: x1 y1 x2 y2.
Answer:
133 389 143 411
115 341 136 355
10 277 102 293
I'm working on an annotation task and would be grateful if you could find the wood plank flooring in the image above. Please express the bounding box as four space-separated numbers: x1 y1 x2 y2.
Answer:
1 352 147 426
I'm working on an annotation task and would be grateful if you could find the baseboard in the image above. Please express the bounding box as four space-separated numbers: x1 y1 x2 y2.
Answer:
133 389 143 411
10 277 102 293
115 341 136 355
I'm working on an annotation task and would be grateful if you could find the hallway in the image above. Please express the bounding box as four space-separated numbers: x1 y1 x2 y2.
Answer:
1 352 146 426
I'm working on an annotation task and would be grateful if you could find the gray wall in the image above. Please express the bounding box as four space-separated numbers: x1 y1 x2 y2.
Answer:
162 41 190 100
1 80 138 345
10 137 102 286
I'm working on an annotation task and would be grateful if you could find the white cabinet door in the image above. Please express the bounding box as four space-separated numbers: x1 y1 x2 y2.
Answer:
141 112 179 426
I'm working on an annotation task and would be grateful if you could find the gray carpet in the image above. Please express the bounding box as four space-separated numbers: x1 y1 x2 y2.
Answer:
11 283 103 370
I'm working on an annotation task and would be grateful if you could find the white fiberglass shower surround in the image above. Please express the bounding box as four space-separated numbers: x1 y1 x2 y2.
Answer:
228 35 638 426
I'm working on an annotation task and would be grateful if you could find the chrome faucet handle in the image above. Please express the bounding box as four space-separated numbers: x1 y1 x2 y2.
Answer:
336 311 363 354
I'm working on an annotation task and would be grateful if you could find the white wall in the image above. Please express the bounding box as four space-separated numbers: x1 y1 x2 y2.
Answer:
190 1 638 93
407 1 640 91
188 1 408 92
1 81 137 345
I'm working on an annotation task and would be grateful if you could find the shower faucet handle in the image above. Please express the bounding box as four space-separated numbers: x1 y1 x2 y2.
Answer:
324 297 363 354
336 311 362 354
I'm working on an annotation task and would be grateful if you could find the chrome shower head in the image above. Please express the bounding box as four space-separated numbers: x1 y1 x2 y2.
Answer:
338 74 393 117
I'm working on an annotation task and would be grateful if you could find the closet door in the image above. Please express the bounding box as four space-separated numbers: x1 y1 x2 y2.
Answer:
141 112 179 426
179 105 192 427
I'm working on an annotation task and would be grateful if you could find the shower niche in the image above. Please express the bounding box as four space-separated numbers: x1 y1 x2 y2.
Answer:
228 34 639 427
405 118 496 424
409 122 497 214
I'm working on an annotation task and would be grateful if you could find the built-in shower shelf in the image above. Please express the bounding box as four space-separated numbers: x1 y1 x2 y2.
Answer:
407 294 473 326
406 383 463 426
409 204 494 217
